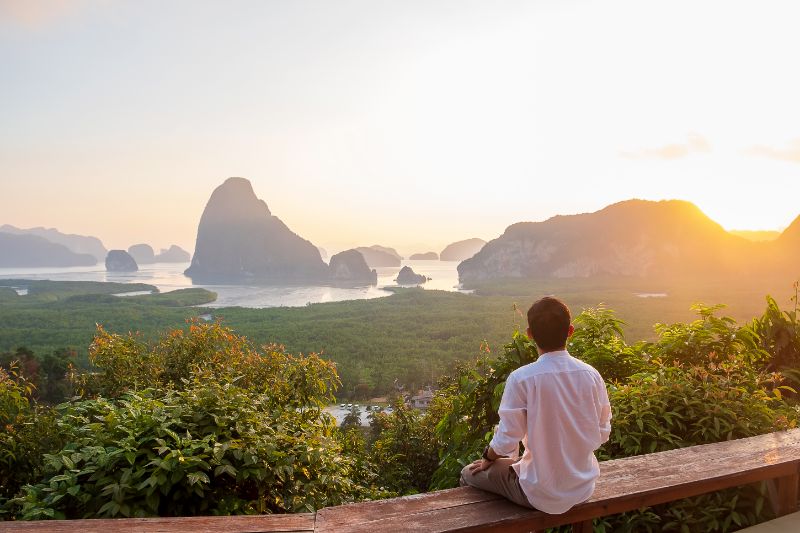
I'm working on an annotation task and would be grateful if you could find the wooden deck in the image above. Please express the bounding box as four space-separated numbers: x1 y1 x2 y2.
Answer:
2 429 799 532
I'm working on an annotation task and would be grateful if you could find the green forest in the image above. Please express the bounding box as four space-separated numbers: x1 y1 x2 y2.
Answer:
2 279 800 530
0 275 793 399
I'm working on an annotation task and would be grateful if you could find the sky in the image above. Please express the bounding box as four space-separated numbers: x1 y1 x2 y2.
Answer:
1 0 799 256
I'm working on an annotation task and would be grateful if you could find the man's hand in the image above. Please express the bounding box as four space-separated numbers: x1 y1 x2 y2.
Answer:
468 458 493 474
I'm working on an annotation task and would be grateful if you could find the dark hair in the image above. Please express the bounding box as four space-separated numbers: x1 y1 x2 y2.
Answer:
527 296 571 352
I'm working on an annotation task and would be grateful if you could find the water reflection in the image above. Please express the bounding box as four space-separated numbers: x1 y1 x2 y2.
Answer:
0 260 467 308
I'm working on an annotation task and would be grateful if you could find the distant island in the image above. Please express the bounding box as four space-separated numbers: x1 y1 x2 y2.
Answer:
353 245 402 268
106 250 138 272
458 199 800 284
185 178 330 283
0 233 97 267
440 238 486 261
410 252 438 260
330 249 378 285
155 245 191 263
128 243 190 264
0 224 107 262
396 265 427 285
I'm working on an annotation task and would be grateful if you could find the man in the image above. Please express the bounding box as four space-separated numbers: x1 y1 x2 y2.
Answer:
460 296 612 513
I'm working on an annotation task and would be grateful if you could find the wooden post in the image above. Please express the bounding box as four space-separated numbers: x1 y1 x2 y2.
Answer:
768 473 800 516
571 520 593 533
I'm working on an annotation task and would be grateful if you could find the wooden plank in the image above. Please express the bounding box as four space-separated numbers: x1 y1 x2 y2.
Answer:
316 499 534 533
0 514 315 533
317 430 800 532
315 487 501 530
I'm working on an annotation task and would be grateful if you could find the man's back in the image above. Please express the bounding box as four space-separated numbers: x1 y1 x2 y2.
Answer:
490 351 611 513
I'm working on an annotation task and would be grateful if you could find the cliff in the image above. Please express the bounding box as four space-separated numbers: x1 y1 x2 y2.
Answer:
457 199 785 284
185 178 329 283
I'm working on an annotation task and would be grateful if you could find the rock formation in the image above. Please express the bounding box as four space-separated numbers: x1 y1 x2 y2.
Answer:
354 246 402 267
440 238 486 261
410 252 439 260
155 245 191 263
457 199 781 284
128 244 156 264
396 265 428 285
185 177 329 283
0 224 106 261
329 249 378 284
0 233 97 267
105 250 138 272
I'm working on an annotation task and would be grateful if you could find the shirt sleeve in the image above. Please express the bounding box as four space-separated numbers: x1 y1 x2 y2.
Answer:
489 373 528 458
595 373 612 444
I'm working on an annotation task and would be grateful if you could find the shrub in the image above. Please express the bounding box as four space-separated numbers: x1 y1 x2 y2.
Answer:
12 379 366 519
368 400 441 494
0 366 64 512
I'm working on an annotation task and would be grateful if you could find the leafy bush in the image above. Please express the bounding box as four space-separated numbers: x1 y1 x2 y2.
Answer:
368 400 441 494
752 284 800 374
0 366 64 511
647 304 766 368
569 306 646 382
12 381 364 519
603 357 796 460
5 322 371 519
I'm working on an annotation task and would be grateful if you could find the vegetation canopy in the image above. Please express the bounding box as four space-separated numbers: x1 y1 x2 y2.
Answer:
1 285 800 532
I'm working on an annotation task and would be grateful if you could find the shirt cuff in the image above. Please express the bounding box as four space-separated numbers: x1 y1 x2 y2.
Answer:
489 433 519 458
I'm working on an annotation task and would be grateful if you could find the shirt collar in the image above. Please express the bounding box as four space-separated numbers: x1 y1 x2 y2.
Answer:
539 349 569 358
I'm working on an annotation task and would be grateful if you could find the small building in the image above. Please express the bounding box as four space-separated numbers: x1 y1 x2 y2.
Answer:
410 387 435 410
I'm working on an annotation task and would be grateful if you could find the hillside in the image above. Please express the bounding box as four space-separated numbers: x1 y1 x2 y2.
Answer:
458 200 796 284
0 233 97 267
0 224 107 261
440 238 486 261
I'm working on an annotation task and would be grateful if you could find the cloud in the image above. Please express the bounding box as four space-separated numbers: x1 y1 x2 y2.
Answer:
745 139 800 163
620 133 711 160
0 0 90 30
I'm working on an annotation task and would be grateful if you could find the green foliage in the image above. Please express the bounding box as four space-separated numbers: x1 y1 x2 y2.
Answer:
340 406 362 430
752 283 800 374
648 303 767 367
4 322 370 519
1 347 76 404
570 306 645 382
79 322 339 411
12 383 363 519
368 400 440 494
603 358 796 460
0 366 65 510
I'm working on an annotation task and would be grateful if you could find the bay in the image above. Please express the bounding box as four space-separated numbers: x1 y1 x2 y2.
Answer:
0 259 467 308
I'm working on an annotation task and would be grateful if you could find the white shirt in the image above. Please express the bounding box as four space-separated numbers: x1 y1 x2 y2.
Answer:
489 350 611 514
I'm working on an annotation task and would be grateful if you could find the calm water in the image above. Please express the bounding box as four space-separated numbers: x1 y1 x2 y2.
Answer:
0 260 466 308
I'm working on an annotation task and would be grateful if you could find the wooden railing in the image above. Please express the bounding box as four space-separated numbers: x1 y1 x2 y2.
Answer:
2 429 799 532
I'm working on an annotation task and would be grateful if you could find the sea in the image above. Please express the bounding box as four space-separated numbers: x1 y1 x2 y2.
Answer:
0 260 467 308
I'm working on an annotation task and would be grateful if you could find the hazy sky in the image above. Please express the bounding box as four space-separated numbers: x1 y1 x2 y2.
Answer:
1 0 799 255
